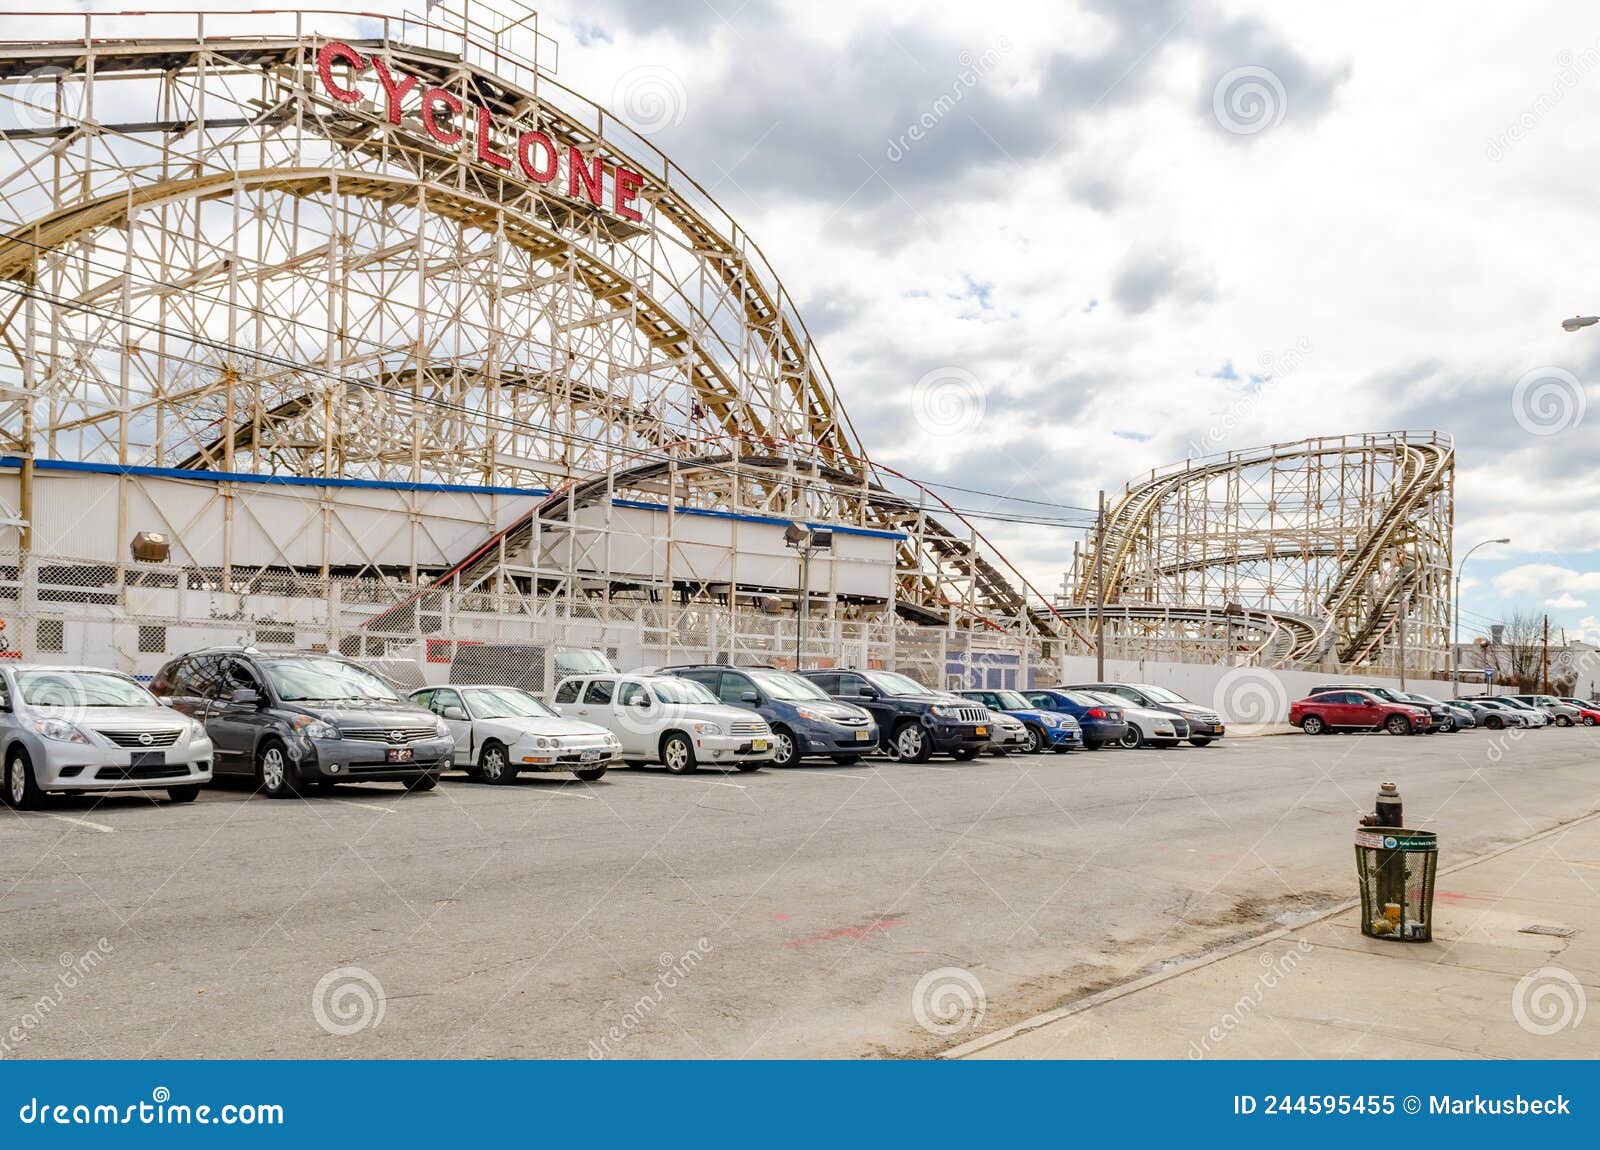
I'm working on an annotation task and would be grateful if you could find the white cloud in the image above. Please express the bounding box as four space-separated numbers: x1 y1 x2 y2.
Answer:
1493 564 1600 599
1546 593 1588 609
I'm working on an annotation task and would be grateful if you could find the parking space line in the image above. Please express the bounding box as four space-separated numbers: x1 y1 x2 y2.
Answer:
328 801 395 814
703 780 746 789
547 789 594 799
45 814 115 833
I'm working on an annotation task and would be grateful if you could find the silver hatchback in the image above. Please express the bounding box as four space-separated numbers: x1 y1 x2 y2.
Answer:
0 664 213 808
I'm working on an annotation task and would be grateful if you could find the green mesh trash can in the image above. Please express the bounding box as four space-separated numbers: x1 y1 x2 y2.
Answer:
1354 828 1437 942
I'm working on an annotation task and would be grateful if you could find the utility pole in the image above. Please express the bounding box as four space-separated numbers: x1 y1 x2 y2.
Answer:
1542 613 1550 694
1094 489 1106 680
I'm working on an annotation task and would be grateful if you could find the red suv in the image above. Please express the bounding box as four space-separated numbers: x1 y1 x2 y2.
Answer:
1289 689 1432 736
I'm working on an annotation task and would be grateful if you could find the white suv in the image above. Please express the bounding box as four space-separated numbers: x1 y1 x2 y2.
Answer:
552 673 773 774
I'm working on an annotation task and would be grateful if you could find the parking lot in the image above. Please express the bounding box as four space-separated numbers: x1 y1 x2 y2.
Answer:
3 728 1595 1059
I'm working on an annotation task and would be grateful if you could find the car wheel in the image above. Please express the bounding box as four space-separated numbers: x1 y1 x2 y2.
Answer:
477 741 515 784
831 754 862 765
1556 715 1573 727
1301 715 1326 736
405 774 438 793
951 746 980 761
4 747 44 810
1023 725 1046 754
167 785 200 803
769 727 799 768
1384 714 1413 737
1438 717 1455 733
573 766 607 781
892 722 932 763
661 733 698 774
257 741 298 799
1189 736 1212 747
1486 715 1504 730
1585 715 1597 727
1118 726 1143 749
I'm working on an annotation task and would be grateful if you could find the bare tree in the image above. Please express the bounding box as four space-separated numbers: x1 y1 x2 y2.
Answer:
1480 610 1545 692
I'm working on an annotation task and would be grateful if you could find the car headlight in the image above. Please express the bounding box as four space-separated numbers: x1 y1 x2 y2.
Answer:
1040 714 1065 728
32 717 88 744
433 717 450 737
928 704 958 717
692 721 723 736
532 736 554 749
290 716 340 740
187 717 208 740
793 706 832 723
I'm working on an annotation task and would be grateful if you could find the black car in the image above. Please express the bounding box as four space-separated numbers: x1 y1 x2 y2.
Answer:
151 648 454 797
1064 682 1225 746
796 668 991 762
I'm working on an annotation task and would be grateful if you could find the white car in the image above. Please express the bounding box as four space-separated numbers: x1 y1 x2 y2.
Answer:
0 664 213 808
409 684 620 783
553 673 774 774
982 708 1029 755
1083 691 1183 748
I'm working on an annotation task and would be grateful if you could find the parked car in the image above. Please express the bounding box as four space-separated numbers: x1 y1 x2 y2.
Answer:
152 649 452 797
1308 684 1438 733
408 684 620 782
552 672 773 773
1463 697 1533 729
1079 690 1187 748
1021 689 1128 750
1461 695 1549 728
980 707 1030 755
0 664 214 808
1397 692 1470 733
665 665 876 766
1453 698 1513 729
1504 694 1581 727
1557 698 1600 726
796 669 991 762
955 688 1084 754
1065 682 1225 746
1290 689 1432 735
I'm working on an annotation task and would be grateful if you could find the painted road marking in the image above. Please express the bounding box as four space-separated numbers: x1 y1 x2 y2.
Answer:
46 814 114 833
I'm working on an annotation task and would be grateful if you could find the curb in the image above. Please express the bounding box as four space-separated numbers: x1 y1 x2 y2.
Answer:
938 804 1600 1059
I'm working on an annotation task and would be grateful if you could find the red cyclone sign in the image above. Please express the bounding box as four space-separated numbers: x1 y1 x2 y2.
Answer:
315 40 646 223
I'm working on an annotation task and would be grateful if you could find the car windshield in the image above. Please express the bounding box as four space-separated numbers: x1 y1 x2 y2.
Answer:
747 670 830 702
260 657 400 702
1404 694 1439 705
1085 691 1132 709
466 688 556 720
863 671 933 697
16 670 156 708
651 678 719 705
989 690 1032 709
554 648 614 677
1135 684 1189 704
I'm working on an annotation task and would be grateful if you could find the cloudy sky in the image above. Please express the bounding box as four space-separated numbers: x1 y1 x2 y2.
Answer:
45 1 1600 646
514 0 1600 646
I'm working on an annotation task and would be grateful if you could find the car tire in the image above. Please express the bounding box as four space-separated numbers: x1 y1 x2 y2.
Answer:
1438 717 1455 733
1556 715 1573 727
167 785 200 803
831 755 862 765
405 774 438 793
891 722 932 763
1486 715 1504 730
1584 715 1597 727
1301 715 1326 736
1118 726 1143 749
1023 725 1046 754
573 766 607 781
1384 714 1413 737
257 740 298 799
951 746 980 761
1189 736 1212 747
477 741 515 785
4 747 44 810
769 726 800 768
660 732 698 774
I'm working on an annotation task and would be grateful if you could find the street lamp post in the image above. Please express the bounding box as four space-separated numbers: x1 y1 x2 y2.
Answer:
1452 536 1510 698
784 522 832 670
1562 315 1600 332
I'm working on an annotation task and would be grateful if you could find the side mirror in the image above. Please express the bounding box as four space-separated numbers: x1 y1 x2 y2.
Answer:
629 695 651 707
857 687 879 700
442 706 468 722
230 687 261 706
740 690 759 704
157 697 175 708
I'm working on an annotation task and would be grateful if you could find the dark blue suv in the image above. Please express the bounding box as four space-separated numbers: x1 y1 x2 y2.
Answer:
1023 689 1128 750
666 665 877 766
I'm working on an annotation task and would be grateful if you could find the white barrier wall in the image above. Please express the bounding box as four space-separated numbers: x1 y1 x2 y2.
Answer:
1052 655 1458 727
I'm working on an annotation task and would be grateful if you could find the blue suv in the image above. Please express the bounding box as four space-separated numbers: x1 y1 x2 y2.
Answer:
1023 689 1128 750
665 665 877 767
956 688 1083 753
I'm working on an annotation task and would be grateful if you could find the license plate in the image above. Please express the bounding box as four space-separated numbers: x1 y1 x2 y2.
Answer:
1213 725 1224 733
854 729 870 741
750 739 768 752
974 726 987 737
386 747 414 762
130 750 166 768
580 750 601 762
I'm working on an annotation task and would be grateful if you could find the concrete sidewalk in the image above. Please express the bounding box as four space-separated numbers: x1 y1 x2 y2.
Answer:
949 810 1600 1059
